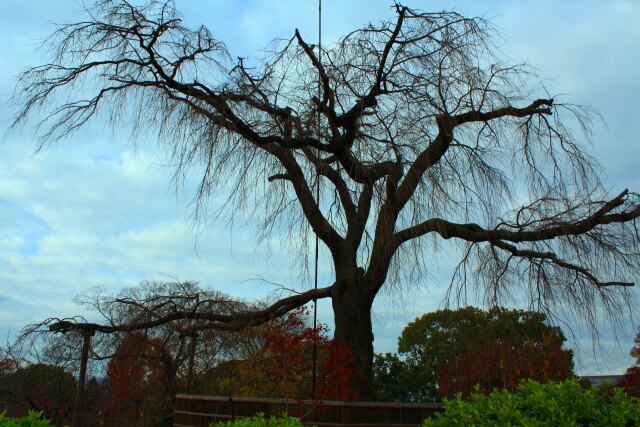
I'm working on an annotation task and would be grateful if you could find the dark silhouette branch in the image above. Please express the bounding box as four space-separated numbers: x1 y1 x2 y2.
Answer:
47 284 333 335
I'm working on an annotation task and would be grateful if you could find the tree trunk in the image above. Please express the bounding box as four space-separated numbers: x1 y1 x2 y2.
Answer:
331 269 376 401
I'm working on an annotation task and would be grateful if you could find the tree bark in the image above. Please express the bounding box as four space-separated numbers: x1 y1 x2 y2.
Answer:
73 330 94 427
331 269 376 401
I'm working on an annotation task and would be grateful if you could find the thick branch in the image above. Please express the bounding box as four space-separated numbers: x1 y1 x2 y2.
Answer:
394 190 640 287
491 240 633 288
48 285 333 335
451 98 554 126
264 145 343 250
301 146 356 219
348 183 374 247
333 146 399 184
397 191 639 244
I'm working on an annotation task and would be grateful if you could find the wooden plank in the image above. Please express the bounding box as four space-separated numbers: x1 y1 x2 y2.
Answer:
174 395 444 427
175 395 442 409
174 410 233 419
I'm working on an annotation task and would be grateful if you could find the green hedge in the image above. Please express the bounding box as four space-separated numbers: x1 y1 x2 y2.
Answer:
423 378 640 426
0 411 62 427
209 412 305 427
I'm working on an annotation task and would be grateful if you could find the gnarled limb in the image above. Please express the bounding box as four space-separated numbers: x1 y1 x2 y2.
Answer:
47 284 333 335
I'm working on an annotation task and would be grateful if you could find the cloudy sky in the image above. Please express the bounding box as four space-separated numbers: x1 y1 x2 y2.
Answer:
1 0 639 375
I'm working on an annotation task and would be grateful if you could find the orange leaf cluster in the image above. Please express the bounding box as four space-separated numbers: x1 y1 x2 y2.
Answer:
235 308 359 400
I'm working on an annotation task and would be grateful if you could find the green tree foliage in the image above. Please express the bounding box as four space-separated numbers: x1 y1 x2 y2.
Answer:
423 379 640 427
372 353 419 402
0 411 61 427
0 364 75 426
374 307 573 401
209 413 304 427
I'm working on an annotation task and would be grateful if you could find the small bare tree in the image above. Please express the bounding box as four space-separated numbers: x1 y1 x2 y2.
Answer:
12 1 640 398
17 281 255 420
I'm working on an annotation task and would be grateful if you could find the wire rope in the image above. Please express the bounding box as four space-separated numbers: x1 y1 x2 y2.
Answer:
312 0 322 400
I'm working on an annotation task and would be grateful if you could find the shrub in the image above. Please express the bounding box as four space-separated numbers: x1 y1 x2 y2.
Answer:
616 366 640 398
209 412 306 427
423 378 640 426
0 411 62 427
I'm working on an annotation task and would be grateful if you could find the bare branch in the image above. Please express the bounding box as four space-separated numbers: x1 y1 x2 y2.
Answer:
47 284 333 335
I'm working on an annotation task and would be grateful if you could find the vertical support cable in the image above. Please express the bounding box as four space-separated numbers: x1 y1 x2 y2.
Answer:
312 0 322 401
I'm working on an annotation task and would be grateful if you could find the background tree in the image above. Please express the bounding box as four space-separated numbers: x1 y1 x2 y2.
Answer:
15 281 249 425
78 281 249 423
615 330 640 397
376 307 573 401
0 347 16 376
437 336 573 398
191 360 239 397
0 340 106 426
372 353 414 402
12 0 640 399
187 325 265 397
0 363 76 426
101 333 166 427
82 377 107 427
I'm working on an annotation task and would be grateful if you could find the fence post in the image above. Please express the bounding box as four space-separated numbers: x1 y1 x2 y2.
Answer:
185 332 198 394
73 329 94 427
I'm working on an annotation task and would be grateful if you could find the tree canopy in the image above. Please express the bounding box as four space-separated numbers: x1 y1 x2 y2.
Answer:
12 0 640 399
375 307 573 401
101 333 167 426
0 363 77 425
615 330 640 398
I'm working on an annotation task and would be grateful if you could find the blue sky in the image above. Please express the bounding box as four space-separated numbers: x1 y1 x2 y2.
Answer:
1 0 639 375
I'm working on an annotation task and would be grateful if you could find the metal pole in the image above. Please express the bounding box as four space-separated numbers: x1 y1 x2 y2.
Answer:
312 0 322 401
73 330 94 427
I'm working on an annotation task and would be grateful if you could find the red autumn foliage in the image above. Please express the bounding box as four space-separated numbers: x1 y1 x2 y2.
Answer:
631 331 640 363
615 366 640 397
0 347 16 375
101 333 165 426
261 308 318 375
615 330 640 397
235 308 359 400
315 339 359 401
437 337 573 398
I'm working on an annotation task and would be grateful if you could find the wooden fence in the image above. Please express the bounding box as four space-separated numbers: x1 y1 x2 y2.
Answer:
173 395 444 427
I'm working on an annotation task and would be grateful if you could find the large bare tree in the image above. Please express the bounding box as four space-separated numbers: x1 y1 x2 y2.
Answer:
12 0 640 399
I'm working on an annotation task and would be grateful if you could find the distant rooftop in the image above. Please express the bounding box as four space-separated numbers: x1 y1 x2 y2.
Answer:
579 374 623 387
